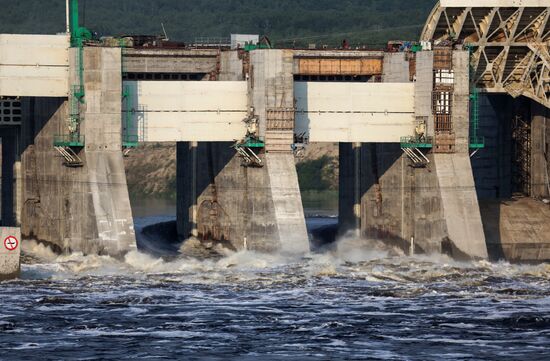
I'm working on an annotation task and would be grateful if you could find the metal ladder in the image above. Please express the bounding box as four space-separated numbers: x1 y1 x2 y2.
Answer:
402 147 430 168
55 146 83 167
235 146 263 167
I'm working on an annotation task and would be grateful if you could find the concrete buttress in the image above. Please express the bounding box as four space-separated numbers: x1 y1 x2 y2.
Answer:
177 49 309 254
20 48 135 256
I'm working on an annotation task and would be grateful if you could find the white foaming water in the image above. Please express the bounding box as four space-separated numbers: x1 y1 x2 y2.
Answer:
6 235 550 360
19 236 550 285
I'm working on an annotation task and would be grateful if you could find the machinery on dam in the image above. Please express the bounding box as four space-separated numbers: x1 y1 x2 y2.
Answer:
0 0 549 278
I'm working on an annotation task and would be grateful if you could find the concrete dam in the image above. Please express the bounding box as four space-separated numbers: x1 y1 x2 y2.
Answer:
1 0 550 280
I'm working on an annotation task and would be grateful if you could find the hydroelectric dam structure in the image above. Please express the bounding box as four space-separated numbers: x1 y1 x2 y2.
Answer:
1 0 550 273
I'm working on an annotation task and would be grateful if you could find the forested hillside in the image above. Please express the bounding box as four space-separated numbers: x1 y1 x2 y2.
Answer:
0 0 434 47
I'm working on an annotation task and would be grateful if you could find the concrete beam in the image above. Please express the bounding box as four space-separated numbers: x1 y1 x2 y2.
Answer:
122 48 219 74
295 82 415 143
126 80 248 142
0 34 69 97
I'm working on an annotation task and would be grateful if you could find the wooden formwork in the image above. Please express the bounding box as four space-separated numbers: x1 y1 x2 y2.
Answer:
297 58 383 76
265 108 295 153
433 131 456 153
433 47 453 70
434 114 453 132
408 53 417 81
431 46 455 152
266 108 295 131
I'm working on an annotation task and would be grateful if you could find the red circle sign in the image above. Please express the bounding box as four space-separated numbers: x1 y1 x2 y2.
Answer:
4 236 18 251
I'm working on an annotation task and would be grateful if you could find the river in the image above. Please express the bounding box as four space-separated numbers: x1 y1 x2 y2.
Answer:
1 198 549 360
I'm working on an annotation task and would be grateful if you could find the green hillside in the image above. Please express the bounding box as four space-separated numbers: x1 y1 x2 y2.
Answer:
0 0 435 47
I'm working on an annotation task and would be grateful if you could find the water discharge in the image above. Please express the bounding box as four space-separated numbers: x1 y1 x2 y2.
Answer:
1 225 548 360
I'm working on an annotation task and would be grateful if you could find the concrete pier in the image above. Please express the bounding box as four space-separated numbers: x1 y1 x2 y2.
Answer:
337 50 488 259
19 48 135 256
177 49 309 254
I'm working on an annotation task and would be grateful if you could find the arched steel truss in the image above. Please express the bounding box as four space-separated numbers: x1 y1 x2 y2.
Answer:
421 2 550 108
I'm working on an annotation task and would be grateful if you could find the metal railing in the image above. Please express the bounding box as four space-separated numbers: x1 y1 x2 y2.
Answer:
193 37 231 47
54 134 85 147
400 136 433 149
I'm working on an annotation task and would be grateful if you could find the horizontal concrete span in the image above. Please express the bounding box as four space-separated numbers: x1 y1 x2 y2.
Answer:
295 82 415 143
0 34 69 97
129 80 415 143
125 81 248 142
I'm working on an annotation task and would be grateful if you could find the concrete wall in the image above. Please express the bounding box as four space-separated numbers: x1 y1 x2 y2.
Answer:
177 142 287 252
481 197 550 262
476 98 550 262
339 144 448 254
357 145 448 254
531 100 550 198
0 227 20 281
220 51 244 81
382 53 410 83
415 51 435 137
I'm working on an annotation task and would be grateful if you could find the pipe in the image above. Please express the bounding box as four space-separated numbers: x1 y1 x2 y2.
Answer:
402 148 421 164
191 142 198 237
71 0 79 33
246 148 262 165
414 148 430 164
353 142 361 236
66 0 70 34
406 149 420 163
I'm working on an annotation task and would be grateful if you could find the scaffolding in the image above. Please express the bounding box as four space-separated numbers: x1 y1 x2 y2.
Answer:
469 87 485 149
122 86 140 148
233 136 265 167
466 44 485 150
512 115 532 195
54 0 91 157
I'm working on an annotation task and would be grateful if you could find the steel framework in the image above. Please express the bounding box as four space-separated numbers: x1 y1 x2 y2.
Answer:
421 2 550 109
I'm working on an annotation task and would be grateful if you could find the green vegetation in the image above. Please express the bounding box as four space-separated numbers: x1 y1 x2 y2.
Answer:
301 190 338 213
297 156 338 192
0 0 434 47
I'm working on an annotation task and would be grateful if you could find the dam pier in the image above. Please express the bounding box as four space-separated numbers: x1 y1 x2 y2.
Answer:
1 1 550 280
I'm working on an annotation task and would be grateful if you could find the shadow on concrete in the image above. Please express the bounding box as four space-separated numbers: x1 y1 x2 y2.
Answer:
137 220 181 258
479 199 505 261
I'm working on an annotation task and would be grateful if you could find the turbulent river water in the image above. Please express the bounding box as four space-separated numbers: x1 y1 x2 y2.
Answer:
1 203 550 360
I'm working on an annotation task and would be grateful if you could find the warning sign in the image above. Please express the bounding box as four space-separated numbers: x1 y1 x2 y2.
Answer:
4 236 18 251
